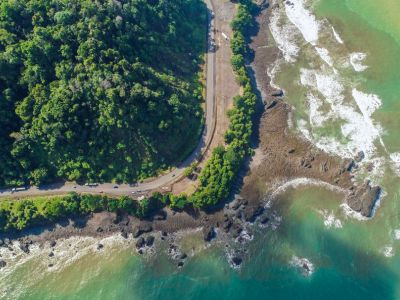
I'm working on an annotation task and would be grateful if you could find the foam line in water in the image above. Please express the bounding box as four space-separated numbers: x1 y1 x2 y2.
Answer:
315 47 333 66
284 0 320 45
331 26 344 44
270 177 346 199
270 7 300 62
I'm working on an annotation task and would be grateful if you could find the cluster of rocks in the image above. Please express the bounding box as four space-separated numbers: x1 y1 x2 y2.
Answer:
167 243 187 268
131 223 155 254
0 238 8 268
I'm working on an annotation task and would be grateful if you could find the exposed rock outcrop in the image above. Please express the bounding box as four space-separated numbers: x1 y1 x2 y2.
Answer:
347 181 381 217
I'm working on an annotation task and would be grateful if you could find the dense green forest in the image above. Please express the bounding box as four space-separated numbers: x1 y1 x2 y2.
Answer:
0 0 206 187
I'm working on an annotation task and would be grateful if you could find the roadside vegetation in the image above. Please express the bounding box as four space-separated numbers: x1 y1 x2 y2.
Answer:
0 0 258 233
0 193 168 232
191 0 257 208
0 0 206 187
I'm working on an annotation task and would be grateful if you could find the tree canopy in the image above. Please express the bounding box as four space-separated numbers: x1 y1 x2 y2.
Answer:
0 0 206 187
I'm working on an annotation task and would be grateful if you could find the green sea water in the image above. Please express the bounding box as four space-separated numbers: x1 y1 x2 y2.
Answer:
2 0 400 299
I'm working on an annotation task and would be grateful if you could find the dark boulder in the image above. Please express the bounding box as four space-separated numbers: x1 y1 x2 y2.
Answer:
49 252 54 257
180 253 187 260
96 227 103 233
203 226 215 242
355 151 365 162
121 231 128 239
19 243 30 254
0 260 6 268
97 243 104 250
259 215 270 225
136 237 146 249
145 236 155 247
133 224 153 238
231 256 242 266
178 261 184 268
50 240 56 248
48 263 54 268
223 218 233 232
345 160 355 172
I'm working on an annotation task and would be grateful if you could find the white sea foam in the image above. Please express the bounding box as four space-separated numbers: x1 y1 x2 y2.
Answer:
315 47 333 66
350 52 368 72
382 246 394 258
270 8 300 62
318 209 342 229
307 93 328 127
299 66 384 159
393 229 400 240
271 177 345 199
284 0 320 45
352 89 382 117
289 255 314 276
331 26 344 44
389 152 400 176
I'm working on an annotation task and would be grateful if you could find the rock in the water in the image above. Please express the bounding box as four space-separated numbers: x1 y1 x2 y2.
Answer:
245 206 264 223
145 236 155 247
223 218 233 232
136 237 146 249
0 239 4 247
179 253 187 260
0 260 6 268
345 160 355 172
4 238 10 245
231 256 242 266
260 215 270 224
355 151 365 162
203 226 215 242
133 224 153 238
347 181 381 217
178 261 184 267
19 243 30 254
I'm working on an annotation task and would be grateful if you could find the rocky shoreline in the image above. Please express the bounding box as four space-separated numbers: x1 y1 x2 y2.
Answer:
0 1 382 270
